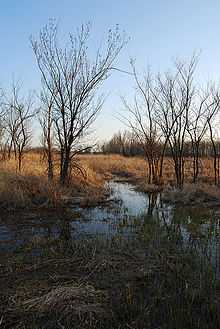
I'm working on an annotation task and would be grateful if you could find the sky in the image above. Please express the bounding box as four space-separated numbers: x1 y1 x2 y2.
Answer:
1 0 220 144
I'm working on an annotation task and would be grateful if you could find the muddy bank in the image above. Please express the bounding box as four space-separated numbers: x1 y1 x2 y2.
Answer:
162 183 220 207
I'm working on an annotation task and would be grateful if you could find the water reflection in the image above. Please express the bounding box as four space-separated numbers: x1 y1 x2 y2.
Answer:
0 181 220 275
146 192 158 217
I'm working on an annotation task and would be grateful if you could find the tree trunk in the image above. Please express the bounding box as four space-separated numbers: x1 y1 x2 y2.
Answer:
48 157 53 181
18 152 22 172
47 142 53 181
60 149 71 185
209 121 217 185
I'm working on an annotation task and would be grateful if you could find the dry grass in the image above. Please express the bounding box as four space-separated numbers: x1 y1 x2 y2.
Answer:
1 223 220 329
21 284 105 316
79 154 147 181
79 154 216 185
0 152 217 209
0 152 106 209
163 182 220 205
0 173 64 208
1 152 216 186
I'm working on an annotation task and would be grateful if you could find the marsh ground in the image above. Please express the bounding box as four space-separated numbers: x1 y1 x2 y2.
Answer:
1 153 220 328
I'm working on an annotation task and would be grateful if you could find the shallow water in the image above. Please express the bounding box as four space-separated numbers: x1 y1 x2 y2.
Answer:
0 181 148 251
72 181 155 236
0 180 220 274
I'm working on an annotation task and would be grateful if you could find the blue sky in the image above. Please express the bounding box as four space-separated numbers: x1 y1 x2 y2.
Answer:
1 0 220 143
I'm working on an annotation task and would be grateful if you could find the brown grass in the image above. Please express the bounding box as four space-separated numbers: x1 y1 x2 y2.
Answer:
0 153 106 209
1 153 216 185
79 154 147 181
163 182 220 205
0 173 64 208
21 284 105 316
1 227 220 329
79 154 216 185
0 152 217 209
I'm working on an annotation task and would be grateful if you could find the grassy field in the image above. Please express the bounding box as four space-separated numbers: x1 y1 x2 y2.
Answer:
0 152 217 209
1 152 216 182
80 154 216 184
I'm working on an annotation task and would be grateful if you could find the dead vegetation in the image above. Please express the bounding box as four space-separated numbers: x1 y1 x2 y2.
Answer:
0 152 219 209
80 154 217 185
0 152 107 209
162 183 220 206
21 284 105 317
1 219 220 329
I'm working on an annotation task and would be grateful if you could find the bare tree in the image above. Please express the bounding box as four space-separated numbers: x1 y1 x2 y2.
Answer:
4 89 19 160
31 21 126 185
122 63 166 185
4 83 35 171
103 131 129 155
206 89 220 185
155 57 197 188
0 124 8 161
187 88 216 183
39 83 55 180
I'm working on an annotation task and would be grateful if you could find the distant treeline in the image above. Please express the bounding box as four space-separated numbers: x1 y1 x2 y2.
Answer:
101 131 220 158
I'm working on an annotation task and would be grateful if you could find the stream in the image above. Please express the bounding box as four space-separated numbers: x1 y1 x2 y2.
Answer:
0 180 220 274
